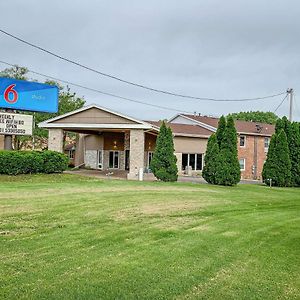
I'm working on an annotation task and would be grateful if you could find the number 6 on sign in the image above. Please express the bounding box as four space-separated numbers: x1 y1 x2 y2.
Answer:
4 84 18 104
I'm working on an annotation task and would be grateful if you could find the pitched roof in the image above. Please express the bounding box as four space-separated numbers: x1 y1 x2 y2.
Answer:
39 104 153 129
181 114 275 136
146 121 213 137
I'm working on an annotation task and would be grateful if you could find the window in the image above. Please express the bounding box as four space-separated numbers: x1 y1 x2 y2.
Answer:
68 149 75 159
239 158 245 171
109 151 119 169
182 153 203 171
239 135 246 147
264 137 270 149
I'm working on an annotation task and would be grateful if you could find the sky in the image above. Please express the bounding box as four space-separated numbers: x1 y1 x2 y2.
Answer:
1 0 300 121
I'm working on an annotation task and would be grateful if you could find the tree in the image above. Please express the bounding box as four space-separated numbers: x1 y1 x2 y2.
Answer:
215 116 241 186
228 111 278 125
150 122 178 182
262 129 291 187
0 65 85 149
288 122 300 186
216 115 226 147
0 65 28 80
202 134 220 184
275 117 300 186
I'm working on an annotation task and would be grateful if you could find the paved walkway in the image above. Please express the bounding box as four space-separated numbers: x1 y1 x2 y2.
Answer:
65 169 263 185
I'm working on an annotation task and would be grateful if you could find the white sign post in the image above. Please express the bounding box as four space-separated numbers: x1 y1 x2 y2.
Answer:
0 112 33 136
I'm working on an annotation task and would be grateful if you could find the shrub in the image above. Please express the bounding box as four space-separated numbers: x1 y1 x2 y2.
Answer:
0 150 68 175
215 116 241 186
150 122 178 182
202 134 220 184
262 129 291 187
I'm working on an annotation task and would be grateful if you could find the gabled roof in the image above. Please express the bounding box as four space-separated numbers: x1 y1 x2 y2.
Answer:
146 121 213 137
39 104 153 129
171 114 275 136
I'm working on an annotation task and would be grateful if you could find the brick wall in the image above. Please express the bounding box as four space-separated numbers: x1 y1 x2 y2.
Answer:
238 135 268 180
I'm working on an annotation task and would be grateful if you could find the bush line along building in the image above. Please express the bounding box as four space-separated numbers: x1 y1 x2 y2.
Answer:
35 104 274 180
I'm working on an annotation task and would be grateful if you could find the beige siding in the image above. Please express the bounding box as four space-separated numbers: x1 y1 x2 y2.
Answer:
174 136 208 153
85 135 103 150
0 135 4 150
54 107 137 124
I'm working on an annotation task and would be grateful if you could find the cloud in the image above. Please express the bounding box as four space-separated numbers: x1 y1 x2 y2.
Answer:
0 0 299 120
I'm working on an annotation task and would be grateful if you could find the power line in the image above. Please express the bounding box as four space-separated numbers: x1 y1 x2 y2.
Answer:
0 60 194 114
274 93 288 113
0 28 287 102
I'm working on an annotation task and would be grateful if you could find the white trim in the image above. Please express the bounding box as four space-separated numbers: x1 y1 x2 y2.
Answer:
147 151 154 168
182 153 203 171
239 158 246 171
170 114 274 137
173 133 210 138
238 131 273 137
168 113 181 123
169 114 217 132
109 150 120 169
39 123 152 129
38 103 154 128
239 135 246 148
97 150 103 170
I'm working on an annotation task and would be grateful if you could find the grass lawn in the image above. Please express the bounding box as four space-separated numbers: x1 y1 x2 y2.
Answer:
0 174 299 300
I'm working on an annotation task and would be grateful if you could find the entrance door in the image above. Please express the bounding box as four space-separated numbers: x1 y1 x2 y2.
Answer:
125 150 130 171
109 151 119 169
97 150 103 170
147 151 154 169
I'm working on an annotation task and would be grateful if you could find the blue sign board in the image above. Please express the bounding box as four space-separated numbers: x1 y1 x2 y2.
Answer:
0 77 58 113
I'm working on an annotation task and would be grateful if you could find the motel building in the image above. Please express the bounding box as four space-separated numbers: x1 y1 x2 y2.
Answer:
38 104 275 180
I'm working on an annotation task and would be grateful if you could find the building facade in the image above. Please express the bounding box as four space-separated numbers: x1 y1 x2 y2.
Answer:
39 104 274 180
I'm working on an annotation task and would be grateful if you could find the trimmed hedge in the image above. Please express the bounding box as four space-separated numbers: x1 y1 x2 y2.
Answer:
0 150 69 175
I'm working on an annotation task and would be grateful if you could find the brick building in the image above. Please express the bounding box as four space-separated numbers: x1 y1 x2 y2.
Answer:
38 104 274 180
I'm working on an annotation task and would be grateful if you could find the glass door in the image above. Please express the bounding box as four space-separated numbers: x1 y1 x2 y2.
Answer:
109 151 119 169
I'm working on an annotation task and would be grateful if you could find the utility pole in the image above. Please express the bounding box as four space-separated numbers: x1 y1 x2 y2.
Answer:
287 88 294 122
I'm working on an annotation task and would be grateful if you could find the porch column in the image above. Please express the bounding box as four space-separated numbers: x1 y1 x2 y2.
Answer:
48 129 64 153
74 134 85 166
127 129 145 180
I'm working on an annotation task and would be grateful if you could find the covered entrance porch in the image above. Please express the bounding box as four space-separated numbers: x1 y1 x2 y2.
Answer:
39 104 158 180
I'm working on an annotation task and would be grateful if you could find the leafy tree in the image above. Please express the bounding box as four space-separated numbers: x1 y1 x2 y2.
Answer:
216 115 226 147
150 122 178 182
215 116 241 186
202 134 220 184
0 65 85 149
0 65 28 80
262 129 291 187
228 111 278 125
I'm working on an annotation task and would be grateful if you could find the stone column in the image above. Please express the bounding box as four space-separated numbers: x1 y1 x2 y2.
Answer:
48 129 64 153
74 134 85 167
127 129 145 180
175 153 182 175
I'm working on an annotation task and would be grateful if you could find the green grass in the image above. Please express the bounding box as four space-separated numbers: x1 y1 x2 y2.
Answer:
0 174 299 300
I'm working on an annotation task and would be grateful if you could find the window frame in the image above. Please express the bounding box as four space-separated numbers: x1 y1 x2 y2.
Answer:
239 135 246 147
264 137 270 149
239 158 246 171
109 151 120 169
181 153 203 171
68 149 75 159
147 151 154 168
97 150 103 170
